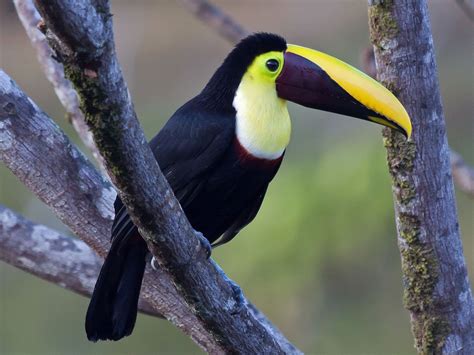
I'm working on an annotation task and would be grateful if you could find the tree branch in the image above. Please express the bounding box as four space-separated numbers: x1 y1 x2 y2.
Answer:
0 204 101 298
31 0 294 351
368 1 474 353
0 69 297 353
12 0 106 172
179 0 249 44
456 0 474 21
0 204 162 317
450 150 474 197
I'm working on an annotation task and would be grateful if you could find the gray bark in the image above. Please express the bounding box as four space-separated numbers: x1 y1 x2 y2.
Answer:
0 204 166 316
0 204 102 299
368 1 474 353
0 69 298 353
13 0 106 172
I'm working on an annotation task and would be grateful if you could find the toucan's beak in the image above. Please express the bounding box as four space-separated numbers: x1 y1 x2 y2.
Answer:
276 44 412 138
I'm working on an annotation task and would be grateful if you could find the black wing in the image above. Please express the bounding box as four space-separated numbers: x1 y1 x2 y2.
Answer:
111 101 235 244
211 187 267 247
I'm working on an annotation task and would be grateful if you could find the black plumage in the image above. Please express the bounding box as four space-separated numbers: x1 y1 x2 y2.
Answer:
86 33 287 341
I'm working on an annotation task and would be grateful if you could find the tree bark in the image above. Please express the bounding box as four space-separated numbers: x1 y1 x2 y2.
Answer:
13 0 106 172
367 1 474 353
0 203 175 317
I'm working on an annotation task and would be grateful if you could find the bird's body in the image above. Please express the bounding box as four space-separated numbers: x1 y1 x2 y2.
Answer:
86 33 412 342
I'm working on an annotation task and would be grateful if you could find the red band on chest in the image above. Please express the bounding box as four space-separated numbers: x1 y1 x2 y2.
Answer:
233 138 284 169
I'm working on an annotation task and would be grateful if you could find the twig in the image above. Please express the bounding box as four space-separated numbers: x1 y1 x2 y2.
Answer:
179 0 249 44
368 1 474 353
456 0 474 21
12 0 107 172
451 150 474 197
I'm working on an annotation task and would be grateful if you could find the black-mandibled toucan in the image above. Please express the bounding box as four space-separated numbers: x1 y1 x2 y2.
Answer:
86 33 412 341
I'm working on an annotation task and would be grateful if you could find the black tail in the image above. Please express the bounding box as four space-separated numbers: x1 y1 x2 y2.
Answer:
85 236 147 341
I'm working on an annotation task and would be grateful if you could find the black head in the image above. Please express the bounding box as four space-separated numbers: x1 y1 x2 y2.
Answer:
198 33 287 112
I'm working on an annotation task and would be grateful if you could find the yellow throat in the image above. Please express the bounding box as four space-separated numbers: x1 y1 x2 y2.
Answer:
233 51 291 160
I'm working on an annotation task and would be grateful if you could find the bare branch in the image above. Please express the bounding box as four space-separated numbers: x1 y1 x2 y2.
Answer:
368 1 474 353
30 0 297 352
0 204 158 316
179 0 249 44
12 0 106 172
0 204 101 297
456 0 474 21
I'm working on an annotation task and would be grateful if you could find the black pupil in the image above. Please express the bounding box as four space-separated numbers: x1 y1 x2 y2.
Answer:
266 59 279 72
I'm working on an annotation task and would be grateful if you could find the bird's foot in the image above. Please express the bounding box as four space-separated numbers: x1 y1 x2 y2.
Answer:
150 256 160 271
225 277 246 315
195 231 212 259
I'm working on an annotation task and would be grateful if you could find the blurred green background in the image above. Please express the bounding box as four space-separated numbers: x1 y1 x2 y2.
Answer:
1 1 472 354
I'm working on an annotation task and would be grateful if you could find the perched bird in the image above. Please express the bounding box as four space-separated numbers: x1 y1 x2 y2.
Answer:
86 33 411 341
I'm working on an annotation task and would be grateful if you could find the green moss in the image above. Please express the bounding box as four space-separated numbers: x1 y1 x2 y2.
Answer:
63 62 125 179
383 129 416 203
368 0 399 50
382 127 450 352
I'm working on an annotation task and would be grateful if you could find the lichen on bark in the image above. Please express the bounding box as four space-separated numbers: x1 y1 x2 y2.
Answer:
382 127 448 353
368 0 398 49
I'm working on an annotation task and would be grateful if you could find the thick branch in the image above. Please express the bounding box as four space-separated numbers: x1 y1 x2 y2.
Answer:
13 0 106 171
179 0 249 44
31 0 293 352
368 1 474 353
0 70 296 353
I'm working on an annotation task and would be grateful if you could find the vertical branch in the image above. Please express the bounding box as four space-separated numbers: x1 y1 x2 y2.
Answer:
368 1 474 353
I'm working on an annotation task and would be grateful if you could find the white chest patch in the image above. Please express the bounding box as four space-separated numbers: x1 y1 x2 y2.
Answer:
233 77 291 160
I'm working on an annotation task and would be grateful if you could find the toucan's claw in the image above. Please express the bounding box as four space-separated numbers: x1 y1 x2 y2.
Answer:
223 276 246 315
150 256 159 271
195 231 212 259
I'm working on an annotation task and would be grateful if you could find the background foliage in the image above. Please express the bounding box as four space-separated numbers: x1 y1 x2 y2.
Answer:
1 1 472 354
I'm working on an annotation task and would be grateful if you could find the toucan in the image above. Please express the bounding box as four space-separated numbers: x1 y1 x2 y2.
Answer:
85 33 412 341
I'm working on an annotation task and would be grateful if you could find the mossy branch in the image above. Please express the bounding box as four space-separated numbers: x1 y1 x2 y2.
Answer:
368 1 474 353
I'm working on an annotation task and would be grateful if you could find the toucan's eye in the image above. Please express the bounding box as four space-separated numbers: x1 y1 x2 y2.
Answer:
266 59 279 72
